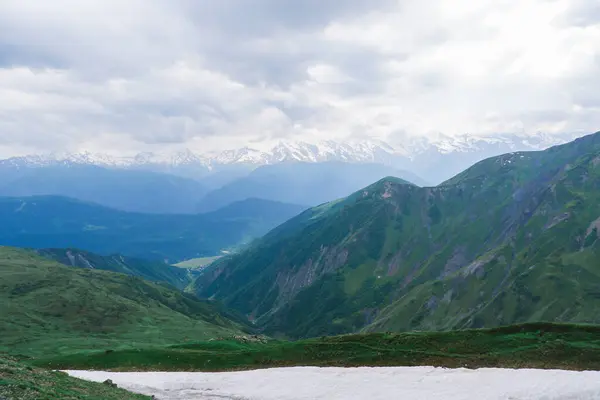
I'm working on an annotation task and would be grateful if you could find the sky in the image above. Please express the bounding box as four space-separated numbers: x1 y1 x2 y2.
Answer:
0 0 599 157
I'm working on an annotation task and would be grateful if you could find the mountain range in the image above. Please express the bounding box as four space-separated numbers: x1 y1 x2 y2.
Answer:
2 130 600 359
0 164 209 214
194 131 600 338
0 196 306 262
0 157 423 215
1 132 582 185
196 162 419 212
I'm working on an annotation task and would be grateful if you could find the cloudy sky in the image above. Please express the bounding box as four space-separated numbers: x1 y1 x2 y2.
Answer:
0 0 598 157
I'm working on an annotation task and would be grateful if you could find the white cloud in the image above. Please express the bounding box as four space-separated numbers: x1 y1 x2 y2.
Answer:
0 0 598 156
306 64 352 84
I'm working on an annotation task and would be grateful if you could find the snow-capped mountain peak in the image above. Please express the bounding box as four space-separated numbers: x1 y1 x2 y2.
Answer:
0 132 584 183
0 151 129 168
265 139 406 164
132 149 209 167
213 147 270 165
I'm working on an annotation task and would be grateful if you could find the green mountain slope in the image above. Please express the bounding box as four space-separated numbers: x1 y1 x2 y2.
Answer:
0 247 246 357
0 196 305 262
194 131 600 338
37 248 192 290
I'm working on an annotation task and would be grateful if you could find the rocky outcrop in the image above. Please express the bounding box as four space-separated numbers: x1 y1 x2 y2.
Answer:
273 245 349 310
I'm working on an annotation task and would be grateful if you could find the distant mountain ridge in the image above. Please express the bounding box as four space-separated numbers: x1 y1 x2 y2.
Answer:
1 132 583 184
0 155 425 215
0 164 208 214
196 162 419 212
0 196 306 262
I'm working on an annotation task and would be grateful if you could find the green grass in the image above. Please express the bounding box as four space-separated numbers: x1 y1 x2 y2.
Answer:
34 323 600 372
0 247 246 357
0 354 149 400
174 256 221 269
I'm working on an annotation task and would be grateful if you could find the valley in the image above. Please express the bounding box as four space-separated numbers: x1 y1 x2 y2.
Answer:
2 132 600 399
173 256 222 269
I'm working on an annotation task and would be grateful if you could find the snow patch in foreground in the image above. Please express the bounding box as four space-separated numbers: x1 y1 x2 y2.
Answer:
66 366 600 400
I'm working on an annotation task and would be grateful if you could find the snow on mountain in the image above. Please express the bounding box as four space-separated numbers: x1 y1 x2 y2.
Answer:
131 149 210 167
0 140 399 169
0 152 132 168
393 131 580 156
0 132 583 181
268 140 397 163
0 150 211 169
213 147 270 165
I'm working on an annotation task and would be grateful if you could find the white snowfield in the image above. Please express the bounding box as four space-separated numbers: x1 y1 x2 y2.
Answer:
66 366 600 400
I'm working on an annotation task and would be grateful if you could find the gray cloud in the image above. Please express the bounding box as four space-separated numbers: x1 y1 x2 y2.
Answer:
559 0 600 27
0 0 598 156
181 0 396 34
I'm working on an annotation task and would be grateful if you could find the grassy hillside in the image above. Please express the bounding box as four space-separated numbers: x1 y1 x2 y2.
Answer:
0 247 246 357
37 248 192 290
36 323 600 372
0 196 305 262
0 354 149 400
194 131 600 338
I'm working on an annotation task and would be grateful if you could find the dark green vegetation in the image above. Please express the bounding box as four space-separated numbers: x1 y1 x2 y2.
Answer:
0 247 246 357
0 354 149 400
0 196 305 262
0 164 208 214
196 161 417 212
195 131 600 338
38 248 192 290
36 323 600 372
